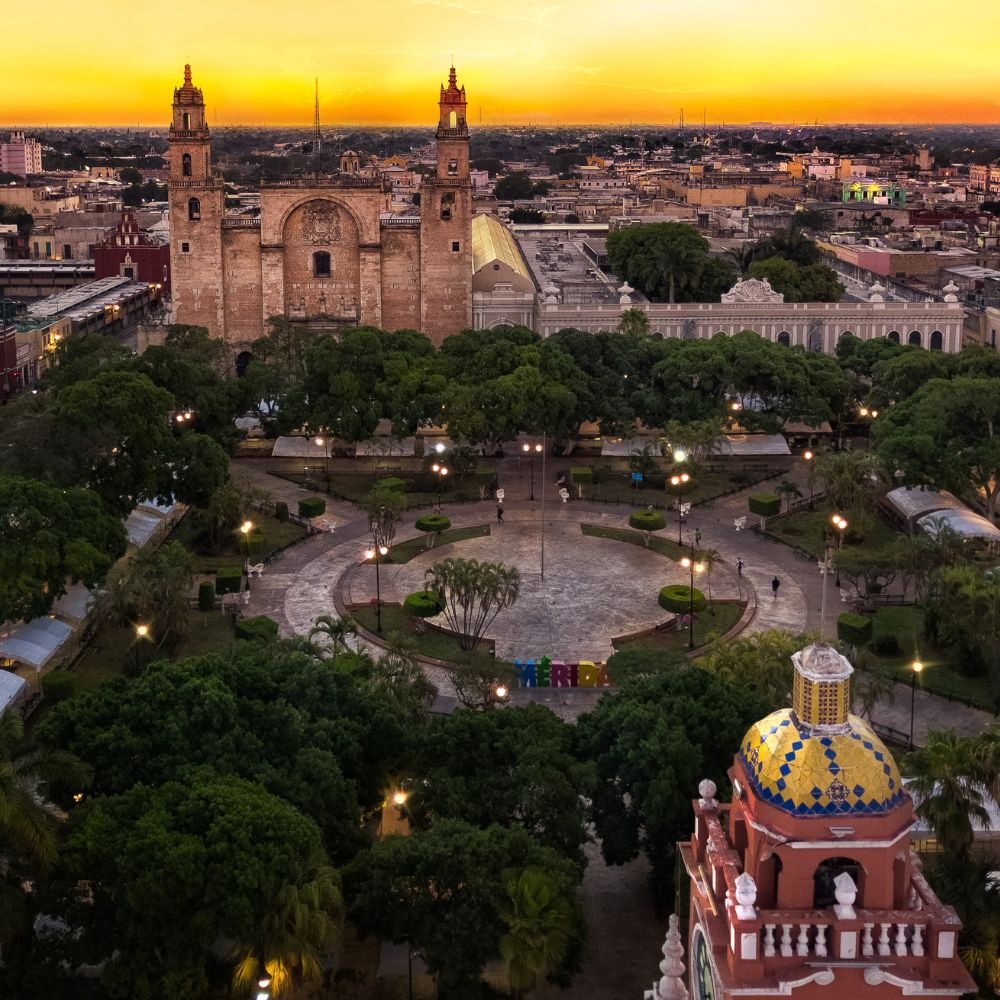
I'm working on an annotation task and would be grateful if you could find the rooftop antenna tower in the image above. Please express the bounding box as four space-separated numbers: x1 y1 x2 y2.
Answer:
313 77 321 167
679 107 685 130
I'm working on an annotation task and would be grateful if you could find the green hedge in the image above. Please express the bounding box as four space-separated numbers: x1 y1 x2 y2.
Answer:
403 589 444 618
629 509 667 533
235 615 278 642
274 500 289 522
298 496 326 518
198 580 216 611
749 493 781 518
41 671 76 704
377 476 407 493
658 584 707 615
570 466 593 484
215 566 243 594
415 514 451 534
837 612 873 647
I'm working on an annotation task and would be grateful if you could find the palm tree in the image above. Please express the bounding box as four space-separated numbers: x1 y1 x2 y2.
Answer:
499 867 575 999
775 478 803 514
654 239 702 303
230 855 344 997
0 712 91 871
308 614 357 668
701 548 720 610
905 732 991 858
854 666 896 721
726 242 757 277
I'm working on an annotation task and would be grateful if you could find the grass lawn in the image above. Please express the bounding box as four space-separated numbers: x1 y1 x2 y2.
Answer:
351 603 514 667
168 511 308 574
281 469 496 507
613 601 746 655
577 467 781 507
766 502 902 560
856 605 995 711
581 522 694 561
388 525 490 564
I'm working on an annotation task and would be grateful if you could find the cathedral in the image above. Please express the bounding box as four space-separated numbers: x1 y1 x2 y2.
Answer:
649 643 975 1000
167 65 472 355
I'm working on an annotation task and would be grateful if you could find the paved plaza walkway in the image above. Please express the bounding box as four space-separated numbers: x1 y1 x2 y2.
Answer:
232 457 995 740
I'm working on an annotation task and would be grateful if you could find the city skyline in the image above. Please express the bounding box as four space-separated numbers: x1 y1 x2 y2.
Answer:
5 0 1000 127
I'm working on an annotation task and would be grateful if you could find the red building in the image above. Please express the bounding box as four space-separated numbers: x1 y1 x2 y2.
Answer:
670 643 975 1000
93 210 170 293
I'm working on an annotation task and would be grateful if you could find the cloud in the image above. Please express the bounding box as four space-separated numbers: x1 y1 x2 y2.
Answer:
409 0 561 26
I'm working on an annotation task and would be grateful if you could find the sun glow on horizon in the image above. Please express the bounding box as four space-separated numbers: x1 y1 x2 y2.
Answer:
4 0 1000 127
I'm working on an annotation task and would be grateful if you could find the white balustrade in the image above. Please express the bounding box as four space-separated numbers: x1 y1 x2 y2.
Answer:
763 925 776 957
815 925 828 957
895 924 908 957
862 923 874 957
796 924 810 956
878 923 892 957
780 924 793 957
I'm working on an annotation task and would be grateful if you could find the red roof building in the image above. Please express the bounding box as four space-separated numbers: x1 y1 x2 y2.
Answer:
93 210 170 294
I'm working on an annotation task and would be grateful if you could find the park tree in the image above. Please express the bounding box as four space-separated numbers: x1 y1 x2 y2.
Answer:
617 306 650 338
695 630 802 714
575 667 768 876
359 481 407 551
606 221 712 303
832 547 899 611
493 171 537 200
202 474 272 553
407 705 593 864
344 819 583 997
424 557 520 652
748 256 842 302
0 474 127 623
815 448 882 513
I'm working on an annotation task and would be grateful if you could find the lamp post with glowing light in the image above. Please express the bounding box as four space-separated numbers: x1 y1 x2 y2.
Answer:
365 545 389 633
859 406 879 452
909 659 923 750
256 975 272 1000
803 449 815 508
522 441 542 500
240 519 253 575
431 462 448 511
831 514 847 587
679 554 705 650
669 447 690 544
314 435 330 491
133 623 150 672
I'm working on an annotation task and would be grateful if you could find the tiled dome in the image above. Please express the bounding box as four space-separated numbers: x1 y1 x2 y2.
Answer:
739 709 905 817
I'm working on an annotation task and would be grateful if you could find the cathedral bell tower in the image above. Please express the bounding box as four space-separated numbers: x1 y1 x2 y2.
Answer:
167 64 225 337
419 65 473 342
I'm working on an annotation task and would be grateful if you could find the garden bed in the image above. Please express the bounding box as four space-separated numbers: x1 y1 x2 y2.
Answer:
764 502 902 560
612 601 745 655
275 469 496 507
167 511 308 574
388 525 491 564
580 523 693 561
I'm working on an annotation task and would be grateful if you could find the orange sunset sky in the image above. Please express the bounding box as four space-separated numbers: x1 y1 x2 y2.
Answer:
4 0 1000 127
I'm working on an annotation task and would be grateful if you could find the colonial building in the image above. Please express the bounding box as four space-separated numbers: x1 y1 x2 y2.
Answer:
167 65 472 354
94 209 171 293
667 643 974 1000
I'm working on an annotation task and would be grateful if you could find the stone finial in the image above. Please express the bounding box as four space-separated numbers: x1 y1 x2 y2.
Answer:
654 914 690 1000
618 282 634 305
834 872 857 918
544 283 560 304
943 281 959 302
734 872 758 919
869 281 885 303
184 64 192 86
698 778 718 809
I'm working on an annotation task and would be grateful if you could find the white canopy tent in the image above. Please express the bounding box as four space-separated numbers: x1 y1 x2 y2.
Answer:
0 671 28 716
52 583 94 629
717 434 791 457
125 509 162 547
0 617 73 671
917 509 1000 542
885 486 966 527
600 435 661 458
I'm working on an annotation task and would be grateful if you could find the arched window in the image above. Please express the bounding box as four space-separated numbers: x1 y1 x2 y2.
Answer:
235 351 254 378
808 329 823 352
777 331 791 347
188 197 200 221
313 251 331 278
813 857 864 909
840 330 853 341
887 330 900 344
182 112 190 130
930 330 943 351
182 153 192 177
449 110 457 129
908 330 922 346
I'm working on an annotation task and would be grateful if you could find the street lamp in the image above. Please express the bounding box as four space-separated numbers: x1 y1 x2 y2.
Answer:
133 623 150 672
859 407 879 452
522 441 542 500
392 789 409 807
431 462 448 511
831 515 847 587
314 436 330 492
680 555 705 650
670 472 690 543
365 544 389 633
909 659 924 750
256 976 272 1000
494 683 509 703
803 450 815 508
240 519 253 574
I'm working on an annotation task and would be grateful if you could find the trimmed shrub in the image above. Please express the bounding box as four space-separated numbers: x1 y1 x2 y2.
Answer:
404 589 444 618
298 496 326 518
274 500 289 522
837 612 873 648
415 513 451 534
658 584 707 615
869 634 901 656
569 466 593 484
235 615 278 642
41 671 76 704
748 493 781 518
198 580 216 611
377 476 407 493
215 566 242 595
629 509 666 532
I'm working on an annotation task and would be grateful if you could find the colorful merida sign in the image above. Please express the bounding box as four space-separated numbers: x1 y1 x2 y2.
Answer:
514 656 611 688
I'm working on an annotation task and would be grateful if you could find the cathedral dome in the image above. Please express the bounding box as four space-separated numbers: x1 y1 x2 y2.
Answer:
739 709 904 816
737 642 905 817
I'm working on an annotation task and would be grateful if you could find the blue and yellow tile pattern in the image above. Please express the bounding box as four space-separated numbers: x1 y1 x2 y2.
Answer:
739 709 905 816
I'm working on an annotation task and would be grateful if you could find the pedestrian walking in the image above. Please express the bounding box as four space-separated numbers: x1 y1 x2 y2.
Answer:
771 575 781 598
497 503 504 524
695 528 702 547
737 558 744 577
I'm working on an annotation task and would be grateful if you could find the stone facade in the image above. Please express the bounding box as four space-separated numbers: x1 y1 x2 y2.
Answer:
167 66 471 353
